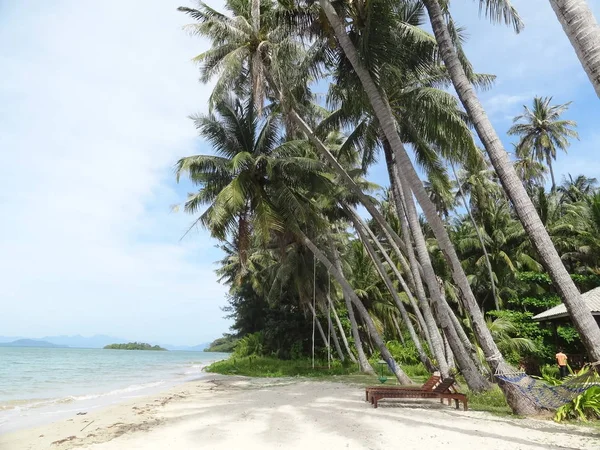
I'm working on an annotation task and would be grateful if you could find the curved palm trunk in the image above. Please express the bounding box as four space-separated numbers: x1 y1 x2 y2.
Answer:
347 204 432 349
392 315 406 345
328 236 375 374
451 163 499 310
315 297 345 362
327 307 345 362
397 179 489 391
328 294 357 363
351 212 436 373
442 331 456 372
308 302 330 353
421 0 600 370
319 0 569 412
303 231 412 384
383 144 433 348
549 0 600 98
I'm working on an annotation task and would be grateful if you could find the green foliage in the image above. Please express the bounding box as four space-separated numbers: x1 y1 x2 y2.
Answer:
557 325 580 344
385 340 422 366
206 356 361 378
555 386 600 422
233 332 264 357
536 365 562 386
103 342 166 351
205 334 240 353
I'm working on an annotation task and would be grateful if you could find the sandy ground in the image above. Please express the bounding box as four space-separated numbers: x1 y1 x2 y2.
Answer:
1 376 599 450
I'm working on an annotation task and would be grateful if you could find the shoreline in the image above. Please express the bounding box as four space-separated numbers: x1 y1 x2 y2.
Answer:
0 352 229 436
1 376 598 450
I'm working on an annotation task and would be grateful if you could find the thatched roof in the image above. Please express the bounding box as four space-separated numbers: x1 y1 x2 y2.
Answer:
532 287 600 321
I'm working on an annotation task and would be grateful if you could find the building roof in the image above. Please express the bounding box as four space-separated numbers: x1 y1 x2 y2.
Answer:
532 286 600 321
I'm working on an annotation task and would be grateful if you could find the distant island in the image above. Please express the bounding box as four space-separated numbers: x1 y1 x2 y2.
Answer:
103 342 167 351
0 339 68 348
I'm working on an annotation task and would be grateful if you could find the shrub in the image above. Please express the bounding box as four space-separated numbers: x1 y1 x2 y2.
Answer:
233 332 264 357
555 386 600 422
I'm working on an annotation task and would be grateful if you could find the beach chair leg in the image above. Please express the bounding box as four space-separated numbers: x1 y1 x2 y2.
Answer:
365 390 368 402
440 398 444 404
454 399 459 409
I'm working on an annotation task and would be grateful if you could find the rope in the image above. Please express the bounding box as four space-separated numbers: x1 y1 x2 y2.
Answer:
312 253 316 370
327 271 331 369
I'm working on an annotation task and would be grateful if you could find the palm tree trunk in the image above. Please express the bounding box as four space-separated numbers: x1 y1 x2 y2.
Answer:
302 231 412 384
549 0 600 98
308 302 330 353
383 144 433 348
395 166 490 389
392 315 406 345
328 309 345 362
328 236 375 374
316 297 345 362
318 0 496 392
351 213 436 373
451 163 500 310
328 294 357 363
346 203 432 350
442 331 456 372
421 0 600 371
547 155 557 192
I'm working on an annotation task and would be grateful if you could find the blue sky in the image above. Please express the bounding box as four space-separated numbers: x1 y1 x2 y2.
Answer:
0 0 598 345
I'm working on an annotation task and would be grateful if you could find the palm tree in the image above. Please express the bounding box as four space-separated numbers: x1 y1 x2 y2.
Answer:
513 144 548 195
548 0 600 98
419 0 600 383
558 174 598 204
508 96 578 191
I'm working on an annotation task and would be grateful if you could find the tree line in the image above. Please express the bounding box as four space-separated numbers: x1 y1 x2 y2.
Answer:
174 0 600 415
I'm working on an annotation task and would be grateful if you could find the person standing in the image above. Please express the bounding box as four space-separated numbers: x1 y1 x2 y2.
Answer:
556 348 568 379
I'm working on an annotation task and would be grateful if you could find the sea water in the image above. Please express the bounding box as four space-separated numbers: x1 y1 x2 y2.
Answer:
0 347 229 433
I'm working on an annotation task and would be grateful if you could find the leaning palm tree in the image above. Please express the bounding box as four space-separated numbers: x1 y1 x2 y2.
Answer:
508 96 578 191
548 0 600 98
418 0 600 379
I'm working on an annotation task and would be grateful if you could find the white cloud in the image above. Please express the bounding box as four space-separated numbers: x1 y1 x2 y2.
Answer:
0 0 230 345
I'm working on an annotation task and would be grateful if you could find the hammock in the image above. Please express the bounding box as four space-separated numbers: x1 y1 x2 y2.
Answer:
494 362 600 410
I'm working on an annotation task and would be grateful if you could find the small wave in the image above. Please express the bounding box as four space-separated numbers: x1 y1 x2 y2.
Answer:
0 381 167 414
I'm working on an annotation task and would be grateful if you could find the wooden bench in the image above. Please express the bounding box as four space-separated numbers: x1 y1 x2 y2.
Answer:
369 378 468 411
365 374 441 402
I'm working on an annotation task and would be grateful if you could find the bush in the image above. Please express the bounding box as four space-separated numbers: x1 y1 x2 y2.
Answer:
555 386 600 422
233 332 264 358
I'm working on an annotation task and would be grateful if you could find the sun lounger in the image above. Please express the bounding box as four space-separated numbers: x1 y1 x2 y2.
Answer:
365 373 441 402
369 377 468 410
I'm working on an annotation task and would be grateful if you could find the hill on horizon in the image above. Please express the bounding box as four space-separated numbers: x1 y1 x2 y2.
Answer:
0 339 68 348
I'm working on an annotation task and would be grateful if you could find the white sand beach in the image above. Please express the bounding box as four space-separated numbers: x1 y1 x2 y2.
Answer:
1 376 598 450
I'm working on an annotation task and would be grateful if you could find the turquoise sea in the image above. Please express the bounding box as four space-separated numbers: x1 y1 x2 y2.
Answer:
0 347 228 433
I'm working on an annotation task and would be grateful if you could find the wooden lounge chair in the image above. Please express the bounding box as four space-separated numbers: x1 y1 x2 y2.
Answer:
369 378 468 411
365 373 441 402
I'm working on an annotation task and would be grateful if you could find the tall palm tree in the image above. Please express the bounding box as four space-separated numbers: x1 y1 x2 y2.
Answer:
419 0 600 381
548 0 600 98
513 144 548 195
508 96 578 191
318 0 499 393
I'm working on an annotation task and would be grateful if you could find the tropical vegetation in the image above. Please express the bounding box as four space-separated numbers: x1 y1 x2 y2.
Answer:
173 0 600 418
104 342 166 351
